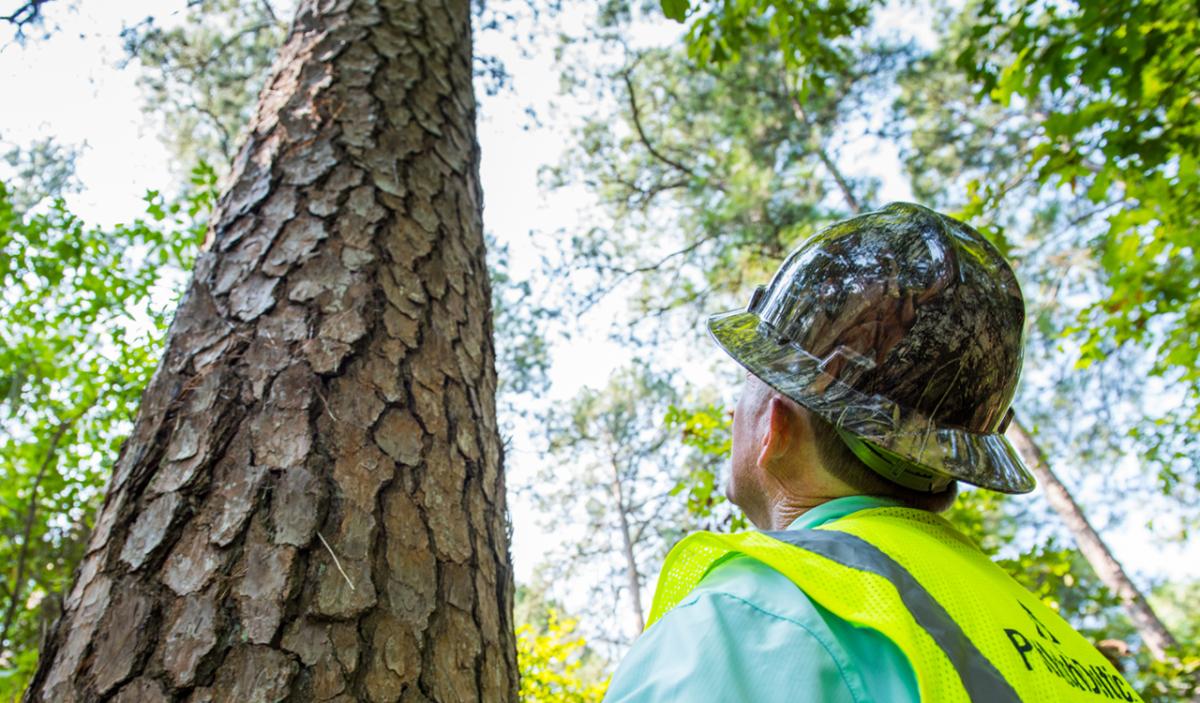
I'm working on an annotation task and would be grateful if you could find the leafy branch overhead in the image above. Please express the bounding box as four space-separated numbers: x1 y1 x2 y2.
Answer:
948 1 1199 416
659 0 1199 434
661 0 873 99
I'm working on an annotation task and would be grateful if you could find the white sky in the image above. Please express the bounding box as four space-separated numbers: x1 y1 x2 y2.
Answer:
1 0 1195 649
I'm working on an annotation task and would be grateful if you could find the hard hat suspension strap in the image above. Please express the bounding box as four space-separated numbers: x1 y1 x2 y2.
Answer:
834 428 954 493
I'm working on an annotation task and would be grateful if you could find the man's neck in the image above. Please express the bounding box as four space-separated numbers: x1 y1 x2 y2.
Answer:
764 492 846 531
755 459 862 531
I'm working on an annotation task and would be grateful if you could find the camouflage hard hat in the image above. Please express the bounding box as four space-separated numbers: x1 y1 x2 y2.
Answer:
708 202 1035 494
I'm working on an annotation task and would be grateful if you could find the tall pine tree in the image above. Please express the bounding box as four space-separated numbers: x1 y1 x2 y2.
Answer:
24 0 518 700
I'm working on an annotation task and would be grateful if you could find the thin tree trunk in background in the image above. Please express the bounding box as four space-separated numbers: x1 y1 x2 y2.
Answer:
24 0 518 700
1 419 74 649
784 87 860 215
610 459 646 633
1008 418 1178 660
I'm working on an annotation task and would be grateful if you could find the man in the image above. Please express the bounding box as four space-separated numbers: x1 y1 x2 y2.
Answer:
604 203 1142 702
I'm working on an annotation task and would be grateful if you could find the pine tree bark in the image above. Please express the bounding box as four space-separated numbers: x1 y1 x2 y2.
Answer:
24 0 518 700
1007 418 1178 660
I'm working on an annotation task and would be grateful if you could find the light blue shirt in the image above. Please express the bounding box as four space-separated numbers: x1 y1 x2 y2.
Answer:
604 496 920 702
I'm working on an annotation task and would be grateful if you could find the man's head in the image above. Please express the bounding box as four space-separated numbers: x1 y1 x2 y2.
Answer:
709 202 1034 523
729 373 958 529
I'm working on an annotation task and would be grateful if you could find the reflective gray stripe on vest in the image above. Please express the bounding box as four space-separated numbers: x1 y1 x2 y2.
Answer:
764 529 1021 703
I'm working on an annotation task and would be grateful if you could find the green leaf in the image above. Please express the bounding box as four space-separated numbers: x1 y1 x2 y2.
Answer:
661 0 690 22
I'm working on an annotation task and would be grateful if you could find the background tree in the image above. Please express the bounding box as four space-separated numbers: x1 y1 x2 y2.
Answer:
120 0 291 175
959 0 1200 439
23 0 518 700
535 363 692 643
893 1 1197 664
664 399 744 534
541 30 909 342
516 612 608 703
0 137 80 213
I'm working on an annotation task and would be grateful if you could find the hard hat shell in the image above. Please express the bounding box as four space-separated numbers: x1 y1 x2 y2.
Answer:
707 202 1035 494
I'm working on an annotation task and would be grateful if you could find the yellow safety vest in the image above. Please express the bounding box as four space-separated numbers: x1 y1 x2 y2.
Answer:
647 506 1143 702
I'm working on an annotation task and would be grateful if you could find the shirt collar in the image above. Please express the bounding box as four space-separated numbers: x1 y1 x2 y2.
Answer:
783 495 904 531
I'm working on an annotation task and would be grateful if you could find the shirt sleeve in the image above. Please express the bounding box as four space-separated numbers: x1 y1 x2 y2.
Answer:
603 589 869 703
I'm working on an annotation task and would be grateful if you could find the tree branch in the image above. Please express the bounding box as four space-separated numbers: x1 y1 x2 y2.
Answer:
191 100 235 162
1 0 52 32
259 0 279 24
612 174 689 210
621 67 725 193
577 232 719 315
1 415 76 648
785 87 861 214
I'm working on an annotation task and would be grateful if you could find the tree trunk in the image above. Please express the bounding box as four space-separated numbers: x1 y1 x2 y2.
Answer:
609 460 645 633
1007 418 1178 660
24 0 518 700
1 417 74 650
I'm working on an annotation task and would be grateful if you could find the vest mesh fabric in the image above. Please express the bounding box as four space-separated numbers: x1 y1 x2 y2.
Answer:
827 508 1140 701
648 529 967 701
647 507 1143 703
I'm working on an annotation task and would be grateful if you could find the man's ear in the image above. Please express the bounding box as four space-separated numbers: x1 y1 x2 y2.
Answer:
757 396 797 471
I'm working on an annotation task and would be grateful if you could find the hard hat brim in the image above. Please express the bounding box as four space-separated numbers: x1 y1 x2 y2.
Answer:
707 308 1036 495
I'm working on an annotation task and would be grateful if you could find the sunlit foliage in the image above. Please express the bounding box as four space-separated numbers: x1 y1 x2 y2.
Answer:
0 163 215 695
517 611 609 702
